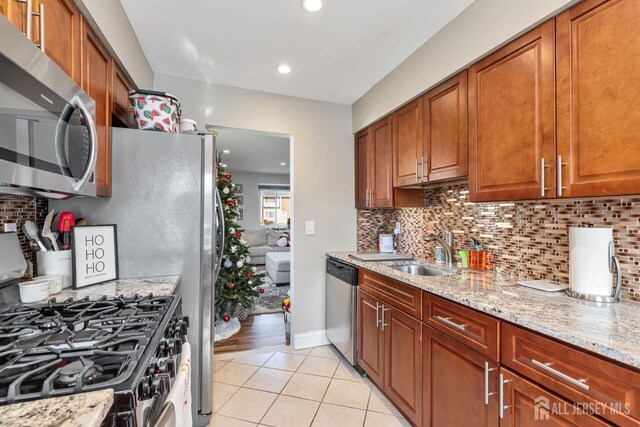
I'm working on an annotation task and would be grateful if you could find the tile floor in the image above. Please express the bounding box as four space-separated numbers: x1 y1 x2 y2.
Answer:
211 345 410 427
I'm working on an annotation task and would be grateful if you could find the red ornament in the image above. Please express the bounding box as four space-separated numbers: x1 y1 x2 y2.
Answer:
227 200 235 207
228 282 235 290
247 271 253 278
223 314 231 322
220 178 227 185
235 231 241 238
259 288 265 294
225 173 231 179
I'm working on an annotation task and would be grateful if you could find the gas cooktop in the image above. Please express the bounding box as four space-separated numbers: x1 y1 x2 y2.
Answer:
0 294 186 407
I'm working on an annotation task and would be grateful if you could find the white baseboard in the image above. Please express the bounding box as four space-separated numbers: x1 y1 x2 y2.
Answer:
294 329 330 349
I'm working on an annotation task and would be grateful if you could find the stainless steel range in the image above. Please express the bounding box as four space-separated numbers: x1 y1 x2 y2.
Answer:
0 294 188 426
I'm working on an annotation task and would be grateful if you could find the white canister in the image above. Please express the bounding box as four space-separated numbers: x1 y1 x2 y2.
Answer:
379 234 394 253
37 250 73 289
19 279 50 303
179 118 197 133
37 275 63 295
569 226 618 297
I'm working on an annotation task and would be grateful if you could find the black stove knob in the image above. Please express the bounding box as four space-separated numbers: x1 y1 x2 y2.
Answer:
177 315 190 327
175 319 189 337
159 338 182 357
151 373 171 396
139 376 152 400
157 357 176 376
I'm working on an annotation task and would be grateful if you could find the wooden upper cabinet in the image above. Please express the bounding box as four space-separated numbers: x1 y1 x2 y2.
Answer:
1 0 28 33
355 128 371 209
468 21 556 202
35 0 80 83
81 17 112 197
423 325 499 427
371 117 394 208
424 70 468 182
557 0 640 197
112 62 135 128
393 98 424 187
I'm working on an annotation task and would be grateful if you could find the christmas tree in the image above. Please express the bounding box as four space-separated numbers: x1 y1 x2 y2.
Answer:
215 157 266 323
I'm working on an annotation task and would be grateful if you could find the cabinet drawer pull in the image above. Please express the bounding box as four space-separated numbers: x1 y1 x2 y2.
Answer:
557 155 566 196
415 158 419 182
540 157 550 196
531 359 590 390
381 305 390 331
484 362 497 405
434 315 467 331
421 156 425 182
499 373 511 419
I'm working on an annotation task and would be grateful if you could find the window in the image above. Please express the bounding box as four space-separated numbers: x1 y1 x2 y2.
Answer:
259 184 291 228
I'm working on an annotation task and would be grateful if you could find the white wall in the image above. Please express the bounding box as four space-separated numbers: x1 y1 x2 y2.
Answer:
227 170 290 230
352 0 579 131
154 73 355 345
79 0 154 88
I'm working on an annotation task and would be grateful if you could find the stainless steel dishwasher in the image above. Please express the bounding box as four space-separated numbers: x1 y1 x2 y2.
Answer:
325 257 363 372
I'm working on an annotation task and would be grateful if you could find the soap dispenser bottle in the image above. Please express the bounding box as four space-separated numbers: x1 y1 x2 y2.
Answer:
469 237 486 270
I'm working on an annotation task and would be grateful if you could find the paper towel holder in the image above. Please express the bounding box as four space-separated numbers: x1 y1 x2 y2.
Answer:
565 240 622 303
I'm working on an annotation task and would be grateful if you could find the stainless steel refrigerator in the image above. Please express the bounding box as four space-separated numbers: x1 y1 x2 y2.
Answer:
52 127 223 426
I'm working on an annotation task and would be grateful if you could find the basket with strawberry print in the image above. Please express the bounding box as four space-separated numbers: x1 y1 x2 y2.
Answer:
129 90 181 133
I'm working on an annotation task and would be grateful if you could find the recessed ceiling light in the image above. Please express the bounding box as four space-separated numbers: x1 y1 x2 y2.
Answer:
301 0 323 12
280 162 287 166
222 149 230 154
277 64 291 74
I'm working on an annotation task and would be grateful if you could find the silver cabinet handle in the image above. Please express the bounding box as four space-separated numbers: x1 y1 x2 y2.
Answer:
381 305 390 331
16 0 33 40
33 2 44 52
540 158 550 197
499 373 511 418
557 155 566 196
421 156 426 182
434 315 467 331
484 362 497 405
531 359 590 390
415 158 419 182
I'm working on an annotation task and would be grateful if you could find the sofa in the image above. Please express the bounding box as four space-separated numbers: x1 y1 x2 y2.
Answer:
243 229 290 265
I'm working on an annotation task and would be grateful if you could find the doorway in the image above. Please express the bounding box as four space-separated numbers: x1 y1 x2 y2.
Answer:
210 126 293 353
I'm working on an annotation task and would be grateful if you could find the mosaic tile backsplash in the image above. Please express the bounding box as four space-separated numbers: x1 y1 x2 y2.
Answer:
357 183 640 302
0 195 47 273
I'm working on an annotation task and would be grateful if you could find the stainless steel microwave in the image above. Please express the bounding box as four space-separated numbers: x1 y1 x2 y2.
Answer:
0 15 97 199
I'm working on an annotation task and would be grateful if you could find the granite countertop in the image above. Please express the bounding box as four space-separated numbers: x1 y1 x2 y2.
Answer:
0 389 114 427
49 275 180 301
327 251 640 370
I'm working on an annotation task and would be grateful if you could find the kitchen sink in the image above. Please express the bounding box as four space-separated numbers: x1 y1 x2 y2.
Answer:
388 264 449 276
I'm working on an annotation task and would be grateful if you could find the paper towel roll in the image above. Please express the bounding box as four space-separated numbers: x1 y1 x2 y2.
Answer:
569 226 614 296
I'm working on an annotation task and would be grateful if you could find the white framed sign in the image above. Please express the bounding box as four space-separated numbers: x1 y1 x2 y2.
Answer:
72 225 119 288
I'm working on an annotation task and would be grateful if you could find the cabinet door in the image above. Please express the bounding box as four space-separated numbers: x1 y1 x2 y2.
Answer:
2 0 29 33
354 128 371 209
81 17 112 197
36 0 80 82
469 21 555 202
371 117 393 208
557 0 640 197
383 304 422 426
500 368 611 427
393 98 424 187
424 70 468 182
357 290 384 387
423 325 498 427
112 62 135 128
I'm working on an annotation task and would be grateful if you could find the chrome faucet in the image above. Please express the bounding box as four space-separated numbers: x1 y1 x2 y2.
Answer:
426 226 455 267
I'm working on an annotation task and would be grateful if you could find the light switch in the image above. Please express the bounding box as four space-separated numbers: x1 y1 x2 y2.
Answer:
305 220 315 235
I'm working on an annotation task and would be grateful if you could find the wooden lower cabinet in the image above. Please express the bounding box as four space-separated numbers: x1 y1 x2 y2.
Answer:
500 368 612 427
422 324 499 427
384 304 422 425
357 290 384 387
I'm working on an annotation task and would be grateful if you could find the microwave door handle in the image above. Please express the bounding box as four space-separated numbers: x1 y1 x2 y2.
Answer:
71 96 98 192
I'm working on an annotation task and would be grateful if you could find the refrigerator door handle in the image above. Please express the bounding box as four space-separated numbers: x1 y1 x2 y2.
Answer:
215 188 225 281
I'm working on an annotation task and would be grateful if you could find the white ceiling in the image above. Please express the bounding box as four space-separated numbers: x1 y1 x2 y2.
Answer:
120 0 475 105
213 127 290 175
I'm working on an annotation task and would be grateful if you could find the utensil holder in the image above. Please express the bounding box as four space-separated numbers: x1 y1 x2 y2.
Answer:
37 250 72 289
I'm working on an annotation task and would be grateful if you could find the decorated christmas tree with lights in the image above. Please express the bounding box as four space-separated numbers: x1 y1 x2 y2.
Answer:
215 157 266 324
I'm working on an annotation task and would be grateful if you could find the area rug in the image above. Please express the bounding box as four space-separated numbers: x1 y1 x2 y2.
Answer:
250 267 290 314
